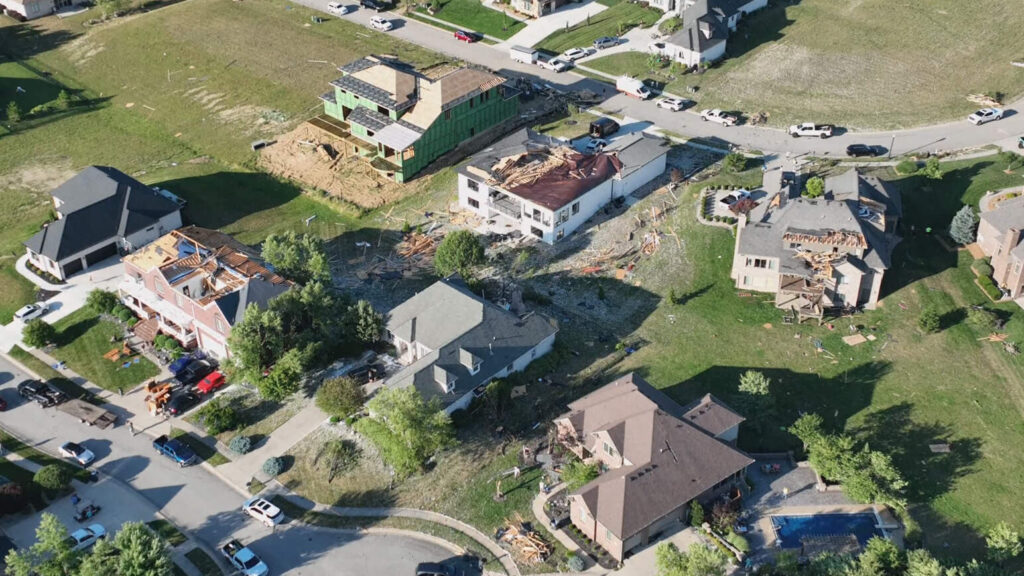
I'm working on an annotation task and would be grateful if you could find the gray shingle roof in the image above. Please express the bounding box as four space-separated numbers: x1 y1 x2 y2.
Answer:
384 276 557 408
23 166 181 261
330 74 408 111
605 133 669 179
980 195 1024 237
347 106 392 132
215 276 292 326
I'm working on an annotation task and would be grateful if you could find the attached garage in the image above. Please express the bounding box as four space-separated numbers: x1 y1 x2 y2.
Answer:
61 257 83 277
84 242 118 267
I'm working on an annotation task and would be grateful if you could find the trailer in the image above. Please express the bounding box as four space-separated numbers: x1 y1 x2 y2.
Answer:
509 45 539 64
57 399 117 429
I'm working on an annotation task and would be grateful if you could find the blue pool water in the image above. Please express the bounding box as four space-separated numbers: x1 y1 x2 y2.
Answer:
771 513 882 549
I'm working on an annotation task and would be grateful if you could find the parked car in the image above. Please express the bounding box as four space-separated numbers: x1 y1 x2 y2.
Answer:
153 435 197 467
561 47 588 61
179 359 215 386
416 563 455 576
346 364 383 385
656 97 691 111
584 138 609 153
17 379 67 407
68 525 106 551
699 109 737 126
788 122 834 138
538 57 570 72
359 0 387 10
593 36 619 49
647 41 667 54
589 116 619 138
327 1 350 14
242 497 285 527
168 355 194 376
454 29 479 42
846 144 880 157
13 302 47 321
59 442 96 466
968 108 1003 125
370 15 393 30
196 371 226 394
0 396 7 411
165 390 202 416
221 540 269 576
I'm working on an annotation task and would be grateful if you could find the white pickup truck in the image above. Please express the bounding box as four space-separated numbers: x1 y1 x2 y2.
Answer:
699 109 737 126
788 122 834 138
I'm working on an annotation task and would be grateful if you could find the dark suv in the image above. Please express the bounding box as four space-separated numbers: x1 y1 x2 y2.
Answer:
17 379 68 407
178 360 215 386
360 0 388 11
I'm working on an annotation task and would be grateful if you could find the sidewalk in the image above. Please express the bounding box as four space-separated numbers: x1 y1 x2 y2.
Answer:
217 403 327 488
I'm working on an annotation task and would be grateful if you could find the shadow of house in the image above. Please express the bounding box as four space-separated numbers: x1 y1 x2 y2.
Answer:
154 171 311 232
657 361 889 453
0 23 79 60
718 0 797 62
523 270 662 337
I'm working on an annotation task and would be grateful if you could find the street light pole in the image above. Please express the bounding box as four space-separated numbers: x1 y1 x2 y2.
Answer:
889 134 896 159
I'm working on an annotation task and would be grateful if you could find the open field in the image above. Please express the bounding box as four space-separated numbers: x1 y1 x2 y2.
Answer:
49 308 160 391
587 0 1024 129
416 0 525 39
535 1 660 53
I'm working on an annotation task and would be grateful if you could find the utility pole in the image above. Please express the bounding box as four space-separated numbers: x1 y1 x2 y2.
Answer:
889 134 896 159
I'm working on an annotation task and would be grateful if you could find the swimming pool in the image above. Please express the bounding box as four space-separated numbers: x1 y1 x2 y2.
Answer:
771 513 883 549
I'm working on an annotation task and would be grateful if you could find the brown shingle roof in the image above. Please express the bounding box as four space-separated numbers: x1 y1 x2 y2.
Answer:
680 393 746 437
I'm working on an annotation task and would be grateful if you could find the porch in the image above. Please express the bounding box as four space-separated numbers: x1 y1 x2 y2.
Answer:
118 280 198 347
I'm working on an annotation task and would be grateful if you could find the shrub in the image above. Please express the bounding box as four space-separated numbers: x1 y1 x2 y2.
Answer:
895 160 919 175
56 90 71 111
6 101 21 123
966 307 998 332
918 308 941 333
0 483 28 516
972 259 994 277
657 16 682 34
921 157 943 180
726 531 750 552
262 457 285 477
196 398 239 435
561 459 599 491
722 153 747 173
228 435 253 455
22 319 56 348
434 229 486 278
316 376 365 418
949 205 978 245
87 289 120 314
566 553 586 572
977 274 1003 300
690 500 704 528
33 464 71 491
803 176 825 199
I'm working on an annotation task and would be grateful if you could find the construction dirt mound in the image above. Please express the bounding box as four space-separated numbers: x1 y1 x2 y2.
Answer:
258 123 411 209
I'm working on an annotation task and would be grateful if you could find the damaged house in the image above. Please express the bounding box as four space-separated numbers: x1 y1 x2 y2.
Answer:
730 169 901 321
458 128 668 243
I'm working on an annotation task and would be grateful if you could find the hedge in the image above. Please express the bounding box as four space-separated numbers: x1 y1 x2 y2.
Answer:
977 275 1003 300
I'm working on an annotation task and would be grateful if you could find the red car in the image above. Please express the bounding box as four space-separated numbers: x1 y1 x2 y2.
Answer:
454 30 479 43
196 371 226 394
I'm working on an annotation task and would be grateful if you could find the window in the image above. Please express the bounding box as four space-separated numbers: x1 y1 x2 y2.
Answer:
403 147 416 160
580 509 588 523
468 198 480 209
558 209 569 224
742 276 750 286
506 364 513 373
556 229 565 240
445 109 452 120
603 442 614 455
469 98 475 109
215 317 224 333
605 528 613 541
469 127 475 136
156 282 164 295
479 93 485 104
571 201 580 215
531 348 537 358
467 179 479 191
175 293 183 307
747 258 768 269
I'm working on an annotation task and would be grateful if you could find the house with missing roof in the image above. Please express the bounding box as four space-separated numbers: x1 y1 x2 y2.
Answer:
457 129 668 243
118 226 292 358
382 275 557 413
977 195 1024 305
23 167 183 281
317 55 519 183
554 373 752 562
649 0 768 67
730 169 901 321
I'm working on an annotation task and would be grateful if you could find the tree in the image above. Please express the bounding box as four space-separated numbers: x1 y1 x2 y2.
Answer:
998 151 1024 173
484 378 512 418
655 542 727 576
966 307 998 332
0 483 28 516
354 387 454 478
722 153 747 173
261 231 330 284
6 101 21 123
803 176 825 199
86 289 120 314
709 500 737 533
688 500 704 528
22 319 56 348
316 438 358 482
316 376 365 418
55 90 71 111
561 460 599 491
196 398 239 434
921 157 943 180
905 549 943 576
256 346 306 401
857 537 904 576
5 512 77 576
87 522 171 576
228 304 284 380
842 448 908 511
918 308 941 333
738 370 770 396
949 205 978 245
986 521 1022 563
33 464 71 491
789 412 824 451
353 300 383 344
434 230 485 278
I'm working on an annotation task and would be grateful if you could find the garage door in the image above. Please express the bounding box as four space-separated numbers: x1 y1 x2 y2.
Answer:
84 242 118 266
61 258 83 277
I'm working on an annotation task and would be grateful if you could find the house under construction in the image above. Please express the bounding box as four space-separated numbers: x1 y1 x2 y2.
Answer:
730 169 901 321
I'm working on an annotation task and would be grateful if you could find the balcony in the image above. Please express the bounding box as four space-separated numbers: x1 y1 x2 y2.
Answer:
489 195 522 219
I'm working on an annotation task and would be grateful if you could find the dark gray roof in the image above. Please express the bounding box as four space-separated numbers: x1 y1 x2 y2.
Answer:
384 276 557 408
348 106 392 132
826 169 902 218
319 91 337 105
338 58 377 74
214 276 292 325
24 166 181 261
605 133 669 179
330 74 403 110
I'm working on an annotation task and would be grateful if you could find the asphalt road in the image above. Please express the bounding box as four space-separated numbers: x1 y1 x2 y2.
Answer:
0 356 457 576
302 0 1024 156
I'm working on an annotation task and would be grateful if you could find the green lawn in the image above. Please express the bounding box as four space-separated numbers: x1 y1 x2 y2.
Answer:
0 429 93 483
0 457 48 511
169 428 230 467
184 548 222 576
0 264 38 326
7 345 103 405
416 0 525 39
533 107 597 140
534 1 660 53
49 308 160 392
588 0 1024 129
146 519 188 547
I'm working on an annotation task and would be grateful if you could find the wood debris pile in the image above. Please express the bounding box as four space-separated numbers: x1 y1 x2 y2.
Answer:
396 233 436 258
490 146 579 189
498 517 551 564
967 93 1001 107
354 232 439 281
782 230 867 249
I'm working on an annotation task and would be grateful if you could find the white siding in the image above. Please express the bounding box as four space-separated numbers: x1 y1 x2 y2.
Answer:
612 153 667 197
123 212 182 253
545 179 614 243
458 174 491 219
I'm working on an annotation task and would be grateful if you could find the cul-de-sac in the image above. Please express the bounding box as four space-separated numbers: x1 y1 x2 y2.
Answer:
0 1 1023 575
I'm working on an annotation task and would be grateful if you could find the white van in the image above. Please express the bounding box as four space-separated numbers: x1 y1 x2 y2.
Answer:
509 45 539 64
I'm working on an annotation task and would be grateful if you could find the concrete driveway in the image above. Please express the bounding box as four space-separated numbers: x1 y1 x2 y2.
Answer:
0 354 455 575
616 524 703 576
499 0 607 50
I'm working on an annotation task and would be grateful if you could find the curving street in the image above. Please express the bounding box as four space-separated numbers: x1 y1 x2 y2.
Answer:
0 354 457 576
299 0 1024 156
